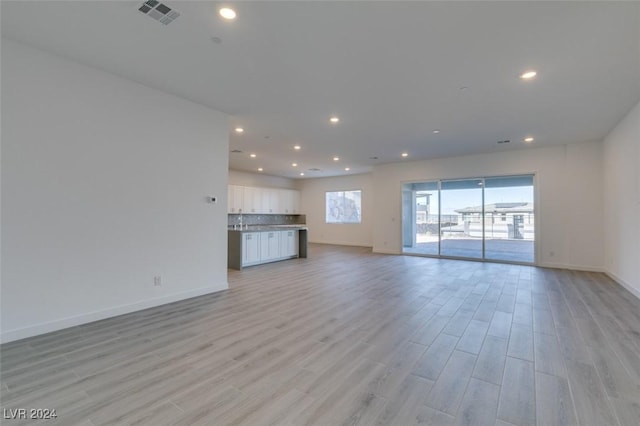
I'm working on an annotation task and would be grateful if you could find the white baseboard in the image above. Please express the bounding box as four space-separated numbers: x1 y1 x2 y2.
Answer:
372 248 401 255
309 240 373 248
0 282 228 344
538 262 605 273
605 271 640 300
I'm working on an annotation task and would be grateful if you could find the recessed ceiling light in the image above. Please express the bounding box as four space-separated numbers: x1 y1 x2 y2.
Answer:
292 163 298 167
235 127 244 133
329 117 340 123
249 153 257 158
219 7 236 20
293 145 301 150
520 70 537 80
433 129 440 134
258 167 263 172
345 167 350 171
333 156 340 161
401 152 409 157
300 172 305 176
524 137 534 143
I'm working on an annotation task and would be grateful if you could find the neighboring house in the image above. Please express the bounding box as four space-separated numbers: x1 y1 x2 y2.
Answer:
452 202 535 239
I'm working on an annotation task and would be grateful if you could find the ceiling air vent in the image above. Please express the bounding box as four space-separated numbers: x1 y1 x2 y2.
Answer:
308 168 321 171
230 150 243 153
138 0 180 25
497 140 510 144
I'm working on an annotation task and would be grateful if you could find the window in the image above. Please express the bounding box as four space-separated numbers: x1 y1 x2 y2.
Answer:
326 190 362 224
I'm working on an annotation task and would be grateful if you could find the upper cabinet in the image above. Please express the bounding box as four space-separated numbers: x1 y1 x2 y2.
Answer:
228 185 244 213
279 189 300 214
228 185 301 214
290 190 301 214
242 186 263 214
261 188 280 214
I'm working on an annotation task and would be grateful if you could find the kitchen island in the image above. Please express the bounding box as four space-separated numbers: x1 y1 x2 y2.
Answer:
228 225 308 270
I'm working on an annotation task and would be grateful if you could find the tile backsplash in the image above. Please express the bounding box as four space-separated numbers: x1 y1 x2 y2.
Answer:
227 214 306 227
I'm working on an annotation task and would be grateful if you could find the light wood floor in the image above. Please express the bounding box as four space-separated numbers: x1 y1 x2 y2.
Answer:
2 244 640 425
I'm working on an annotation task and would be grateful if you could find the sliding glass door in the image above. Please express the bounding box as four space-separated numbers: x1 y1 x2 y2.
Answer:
483 176 534 262
402 175 535 264
440 179 483 259
402 182 439 255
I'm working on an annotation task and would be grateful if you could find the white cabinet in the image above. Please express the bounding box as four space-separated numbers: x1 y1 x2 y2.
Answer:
228 185 244 213
290 190 300 214
261 189 271 214
280 230 299 257
229 229 303 270
260 231 281 261
243 186 262 213
261 188 280 214
228 185 301 215
279 190 291 214
279 189 301 214
270 189 282 213
242 232 261 265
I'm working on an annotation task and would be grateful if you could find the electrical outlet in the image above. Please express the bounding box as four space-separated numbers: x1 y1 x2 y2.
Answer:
153 276 162 286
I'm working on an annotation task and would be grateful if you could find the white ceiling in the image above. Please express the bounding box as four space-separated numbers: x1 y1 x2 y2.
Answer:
2 1 639 179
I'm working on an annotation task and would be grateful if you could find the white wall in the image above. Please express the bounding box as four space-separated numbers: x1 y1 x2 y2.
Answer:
603 100 640 298
299 174 373 247
1 39 230 342
229 169 296 189
371 142 605 271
